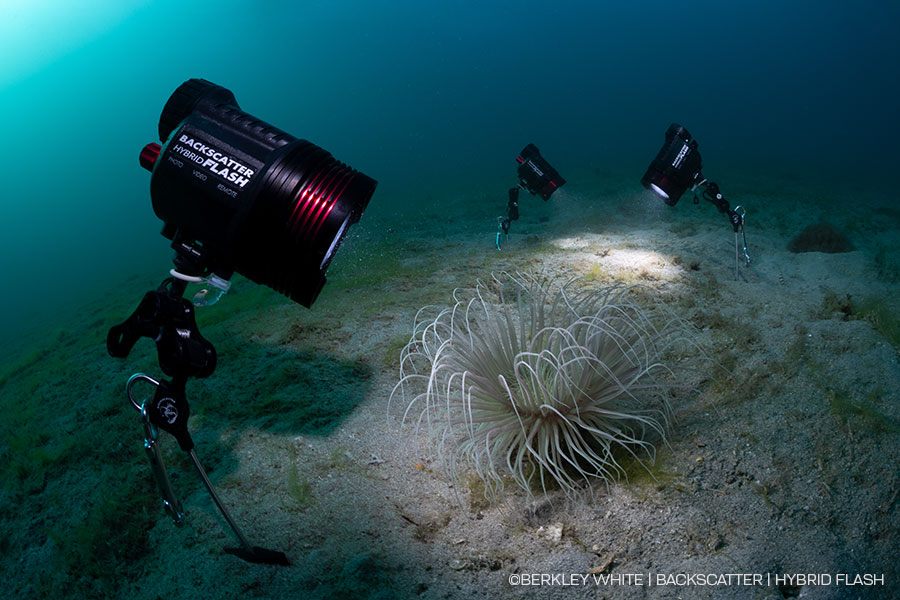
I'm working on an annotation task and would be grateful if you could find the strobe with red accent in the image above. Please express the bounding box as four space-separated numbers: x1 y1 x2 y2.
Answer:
515 143 565 201
497 143 565 250
143 78 376 307
105 79 377 566
640 123 751 280
640 123 702 206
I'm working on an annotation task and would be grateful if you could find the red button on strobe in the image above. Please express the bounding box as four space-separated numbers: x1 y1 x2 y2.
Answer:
140 143 162 172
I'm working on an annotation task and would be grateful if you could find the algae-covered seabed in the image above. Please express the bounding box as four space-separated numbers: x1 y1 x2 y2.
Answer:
2 173 899 599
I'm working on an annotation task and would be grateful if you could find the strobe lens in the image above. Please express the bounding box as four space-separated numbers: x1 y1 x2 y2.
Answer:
516 143 566 200
640 123 702 206
140 79 377 307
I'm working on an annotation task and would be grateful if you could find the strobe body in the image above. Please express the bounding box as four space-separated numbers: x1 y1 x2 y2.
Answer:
638 122 752 276
106 79 378 566
516 143 566 200
640 123 702 205
496 143 565 250
140 78 377 307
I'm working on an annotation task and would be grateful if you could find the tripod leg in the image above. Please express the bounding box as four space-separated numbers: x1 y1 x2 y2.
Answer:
144 428 185 524
188 450 290 565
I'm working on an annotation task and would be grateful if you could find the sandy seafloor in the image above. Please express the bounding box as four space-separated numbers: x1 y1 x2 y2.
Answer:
3 170 899 600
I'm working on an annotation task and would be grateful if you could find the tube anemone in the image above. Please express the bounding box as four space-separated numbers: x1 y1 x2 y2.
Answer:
391 272 702 502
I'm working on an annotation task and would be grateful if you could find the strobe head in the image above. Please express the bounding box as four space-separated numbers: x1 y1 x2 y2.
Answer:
641 123 702 206
140 79 377 308
516 143 565 200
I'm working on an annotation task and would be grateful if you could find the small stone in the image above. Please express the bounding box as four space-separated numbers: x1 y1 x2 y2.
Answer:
537 523 564 544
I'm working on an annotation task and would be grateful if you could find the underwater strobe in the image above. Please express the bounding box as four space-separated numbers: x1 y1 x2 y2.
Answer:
107 79 377 565
641 123 750 279
496 143 566 250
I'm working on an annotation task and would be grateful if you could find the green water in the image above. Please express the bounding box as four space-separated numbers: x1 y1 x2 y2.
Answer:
1 0 898 358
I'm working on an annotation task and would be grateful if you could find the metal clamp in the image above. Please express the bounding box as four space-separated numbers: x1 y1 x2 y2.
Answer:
734 205 751 266
127 373 185 525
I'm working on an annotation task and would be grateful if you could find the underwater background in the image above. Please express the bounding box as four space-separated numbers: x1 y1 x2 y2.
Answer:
2 0 898 354
2 1 899 599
